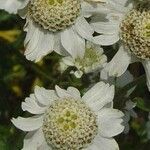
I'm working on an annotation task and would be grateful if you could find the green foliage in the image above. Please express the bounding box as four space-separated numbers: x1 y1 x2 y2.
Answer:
134 97 150 112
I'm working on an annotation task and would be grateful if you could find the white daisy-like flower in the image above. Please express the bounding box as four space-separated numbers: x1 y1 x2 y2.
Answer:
91 0 150 90
101 70 136 134
12 82 124 150
0 0 97 62
60 41 107 78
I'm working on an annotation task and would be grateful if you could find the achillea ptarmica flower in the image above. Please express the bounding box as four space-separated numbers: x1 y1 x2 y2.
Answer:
60 41 107 78
12 82 124 150
91 0 150 90
0 0 96 62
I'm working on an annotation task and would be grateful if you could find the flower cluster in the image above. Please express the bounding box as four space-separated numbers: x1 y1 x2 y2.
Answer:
0 0 149 149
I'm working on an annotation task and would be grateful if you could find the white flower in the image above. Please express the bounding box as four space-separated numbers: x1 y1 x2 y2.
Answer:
60 41 107 78
91 0 150 91
0 0 97 62
12 82 124 150
123 100 137 134
101 69 136 134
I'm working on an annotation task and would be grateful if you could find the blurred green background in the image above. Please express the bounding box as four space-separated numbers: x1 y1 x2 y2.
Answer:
0 10 150 150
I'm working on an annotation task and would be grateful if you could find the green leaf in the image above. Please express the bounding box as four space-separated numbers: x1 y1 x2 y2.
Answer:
0 125 11 150
0 139 9 150
134 97 150 112
0 11 11 22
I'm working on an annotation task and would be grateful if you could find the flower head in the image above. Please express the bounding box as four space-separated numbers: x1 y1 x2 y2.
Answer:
92 0 150 91
28 0 81 32
60 42 107 78
42 98 98 149
12 82 124 150
120 1 150 60
0 0 97 61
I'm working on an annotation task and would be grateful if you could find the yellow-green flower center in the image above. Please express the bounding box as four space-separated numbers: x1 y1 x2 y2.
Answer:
48 0 63 5
143 21 150 38
120 1 150 60
75 43 107 73
56 110 78 130
28 0 81 32
42 98 98 150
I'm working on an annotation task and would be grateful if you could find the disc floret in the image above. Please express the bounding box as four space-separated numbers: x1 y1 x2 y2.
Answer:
120 1 150 60
28 0 81 32
42 98 98 150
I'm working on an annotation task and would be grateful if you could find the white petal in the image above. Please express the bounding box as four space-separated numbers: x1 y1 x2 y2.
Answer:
18 5 28 19
62 56 74 66
81 1 94 18
130 110 137 118
112 0 129 6
11 116 43 132
19 0 30 10
142 60 150 91
53 33 69 56
22 128 45 150
91 21 119 34
116 70 133 88
123 111 130 123
131 54 139 63
125 100 136 110
24 21 54 62
97 108 124 137
67 87 81 99
123 122 130 134
82 82 114 112
75 16 94 41
123 111 130 134
74 70 83 78
103 46 131 77
61 27 85 58
0 0 29 14
39 141 51 150
85 144 99 150
93 34 119 46
100 66 109 80
34 86 58 106
82 2 110 17
86 136 119 150
106 12 123 23
55 85 72 98
109 0 132 13
59 60 69 73
22 94 46 114
24 20 35 42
